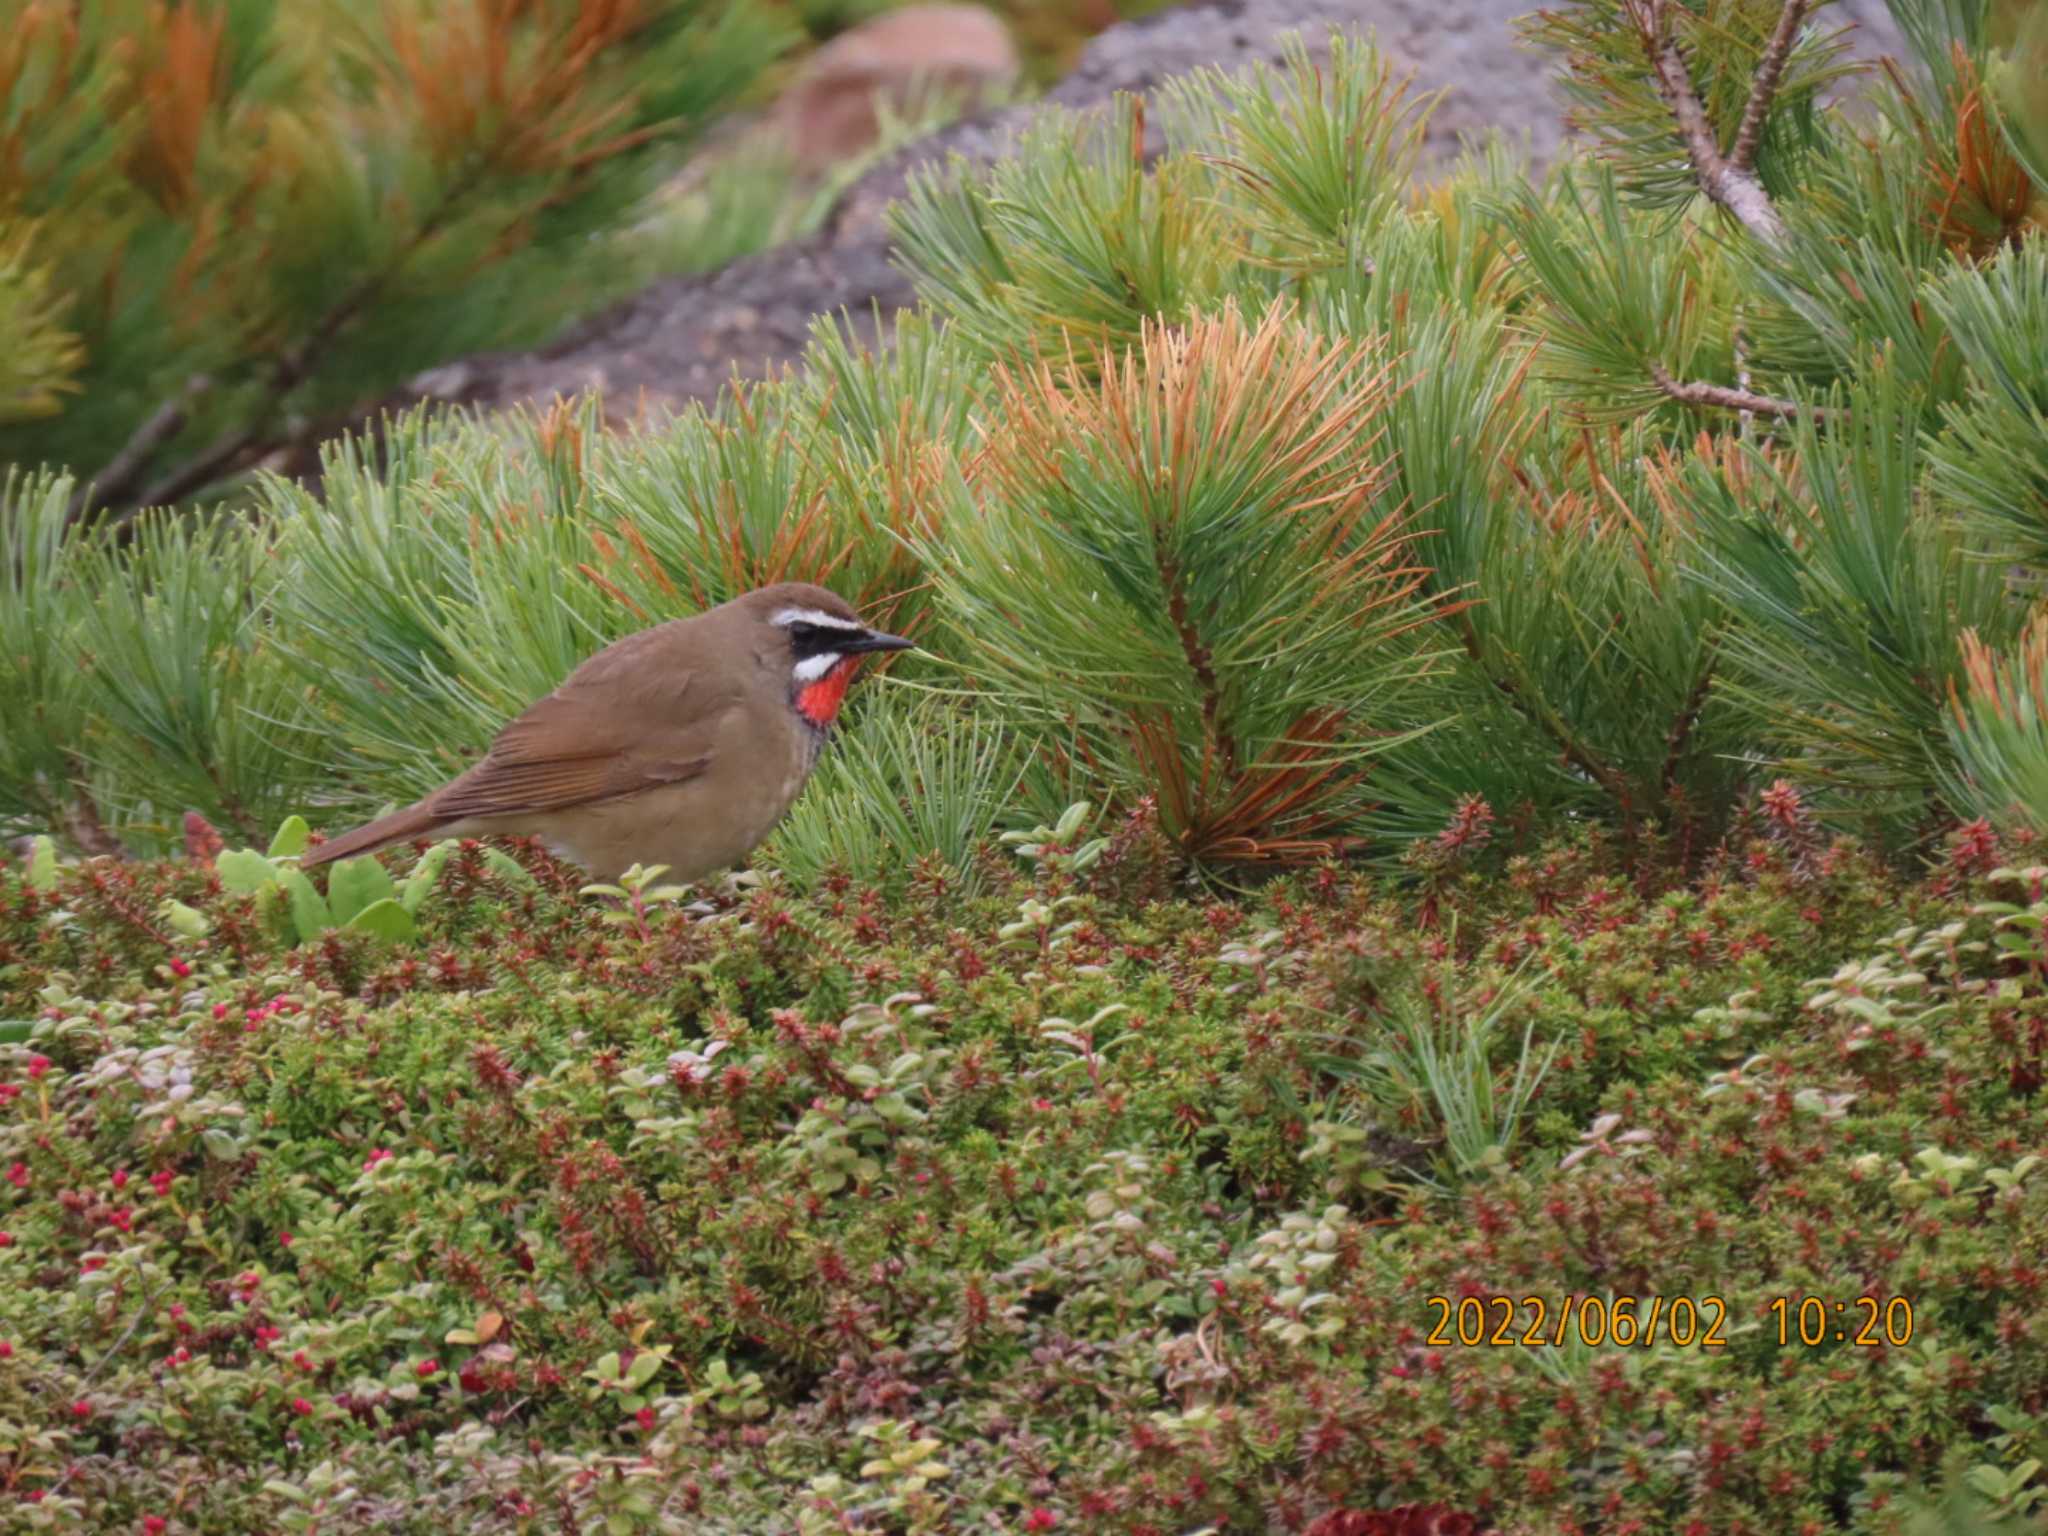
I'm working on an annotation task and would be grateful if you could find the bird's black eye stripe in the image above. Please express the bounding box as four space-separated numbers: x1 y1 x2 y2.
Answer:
788 622 836 654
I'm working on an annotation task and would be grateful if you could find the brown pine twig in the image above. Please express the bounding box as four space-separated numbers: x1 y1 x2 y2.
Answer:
1730 0 1812 172
1648 362 1831 419
67 374 213 525
1628 0 1794 245
1660 644 1720 798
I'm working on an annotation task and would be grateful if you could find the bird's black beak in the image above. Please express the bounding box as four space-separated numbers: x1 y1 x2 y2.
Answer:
845 629 915 655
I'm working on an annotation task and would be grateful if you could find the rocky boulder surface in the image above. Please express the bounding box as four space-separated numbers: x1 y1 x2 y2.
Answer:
394 0 1906 427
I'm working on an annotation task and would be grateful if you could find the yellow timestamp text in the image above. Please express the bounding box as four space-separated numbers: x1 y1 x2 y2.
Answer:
1424 1294 1917 1350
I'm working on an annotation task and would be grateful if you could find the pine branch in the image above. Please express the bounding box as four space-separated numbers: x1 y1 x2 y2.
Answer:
1730 0 1811 172
1649 362 1828 418
1456 612 1638 810
1156 550 1239 779
122 159 498 518
1629 0 1788 244
60 768 129 860
1660 644 1719 797
68 374 213 524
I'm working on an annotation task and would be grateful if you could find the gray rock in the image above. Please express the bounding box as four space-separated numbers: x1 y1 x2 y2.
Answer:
374 0 1906 429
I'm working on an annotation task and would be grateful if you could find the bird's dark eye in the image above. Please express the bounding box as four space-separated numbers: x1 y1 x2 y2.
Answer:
788 622 838 655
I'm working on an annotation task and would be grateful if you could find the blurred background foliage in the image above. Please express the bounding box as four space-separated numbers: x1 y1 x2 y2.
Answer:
1 0 2046 897
0 0 1159 520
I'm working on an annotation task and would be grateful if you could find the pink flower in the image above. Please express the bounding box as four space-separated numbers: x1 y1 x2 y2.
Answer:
145 1517 169 1535
26 1055 49 1081
6 1162 26 1188
1211 1278 1229 1298
635 1406 656 1431
169 959 192 979
415 1358 439 1378
0 1083 17 1104
0 1231 15 1248
80 1255 105 1274
110 1169 128 1191
0 1341 11 1359
1026 1510 1059 1532
170 1347 191 1366
278 1231 293 1248
149 1169 175 1197
253 1325 281 1350
212 1003 229 1021
110 1208 134 1233
70 1399 90 1419
363 1148 393 1171
290 1397 314 1417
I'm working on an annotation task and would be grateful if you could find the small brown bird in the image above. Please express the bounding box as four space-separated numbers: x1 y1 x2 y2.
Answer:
301 583 912 882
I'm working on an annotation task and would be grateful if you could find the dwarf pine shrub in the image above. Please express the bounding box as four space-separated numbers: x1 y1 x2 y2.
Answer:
6 2 2043 878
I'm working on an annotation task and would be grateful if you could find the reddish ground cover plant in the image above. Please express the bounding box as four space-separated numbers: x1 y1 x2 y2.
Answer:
0 805 2042 1532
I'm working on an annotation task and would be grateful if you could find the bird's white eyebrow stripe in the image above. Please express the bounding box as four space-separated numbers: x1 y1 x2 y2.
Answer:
773 607 863 632
792 651 843 682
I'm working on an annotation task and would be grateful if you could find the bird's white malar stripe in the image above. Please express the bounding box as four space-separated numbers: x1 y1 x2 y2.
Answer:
773 607 864 633
792 651 844 683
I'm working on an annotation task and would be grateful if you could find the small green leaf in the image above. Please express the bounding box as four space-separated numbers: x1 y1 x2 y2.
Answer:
277 869 331 945
0 1022 34 1045
201 1128 240 1160
594 1350 622 1382
216 849 279 894
401 841 457 913
267 816 311 860
343 898 417 944
162 899 212 939
25 835 57 892
626 1351 663 1387
326 857 396 926
483 847 537 889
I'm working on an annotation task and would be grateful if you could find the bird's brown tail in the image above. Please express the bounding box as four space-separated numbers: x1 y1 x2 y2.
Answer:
299 801 446 871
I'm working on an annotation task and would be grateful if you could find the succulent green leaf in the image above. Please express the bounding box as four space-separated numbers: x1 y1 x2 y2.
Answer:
267 816 311 860
277 868 331 945
25 835 56 892
326 856 396 926
342 898 417 944
162 900 212 939
216 849 280 895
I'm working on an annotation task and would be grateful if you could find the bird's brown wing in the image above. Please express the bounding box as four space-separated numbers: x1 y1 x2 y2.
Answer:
424 632 727 823
305 623 738 870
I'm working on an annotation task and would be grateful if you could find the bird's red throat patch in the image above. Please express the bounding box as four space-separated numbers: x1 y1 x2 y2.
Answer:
795 657 860 727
